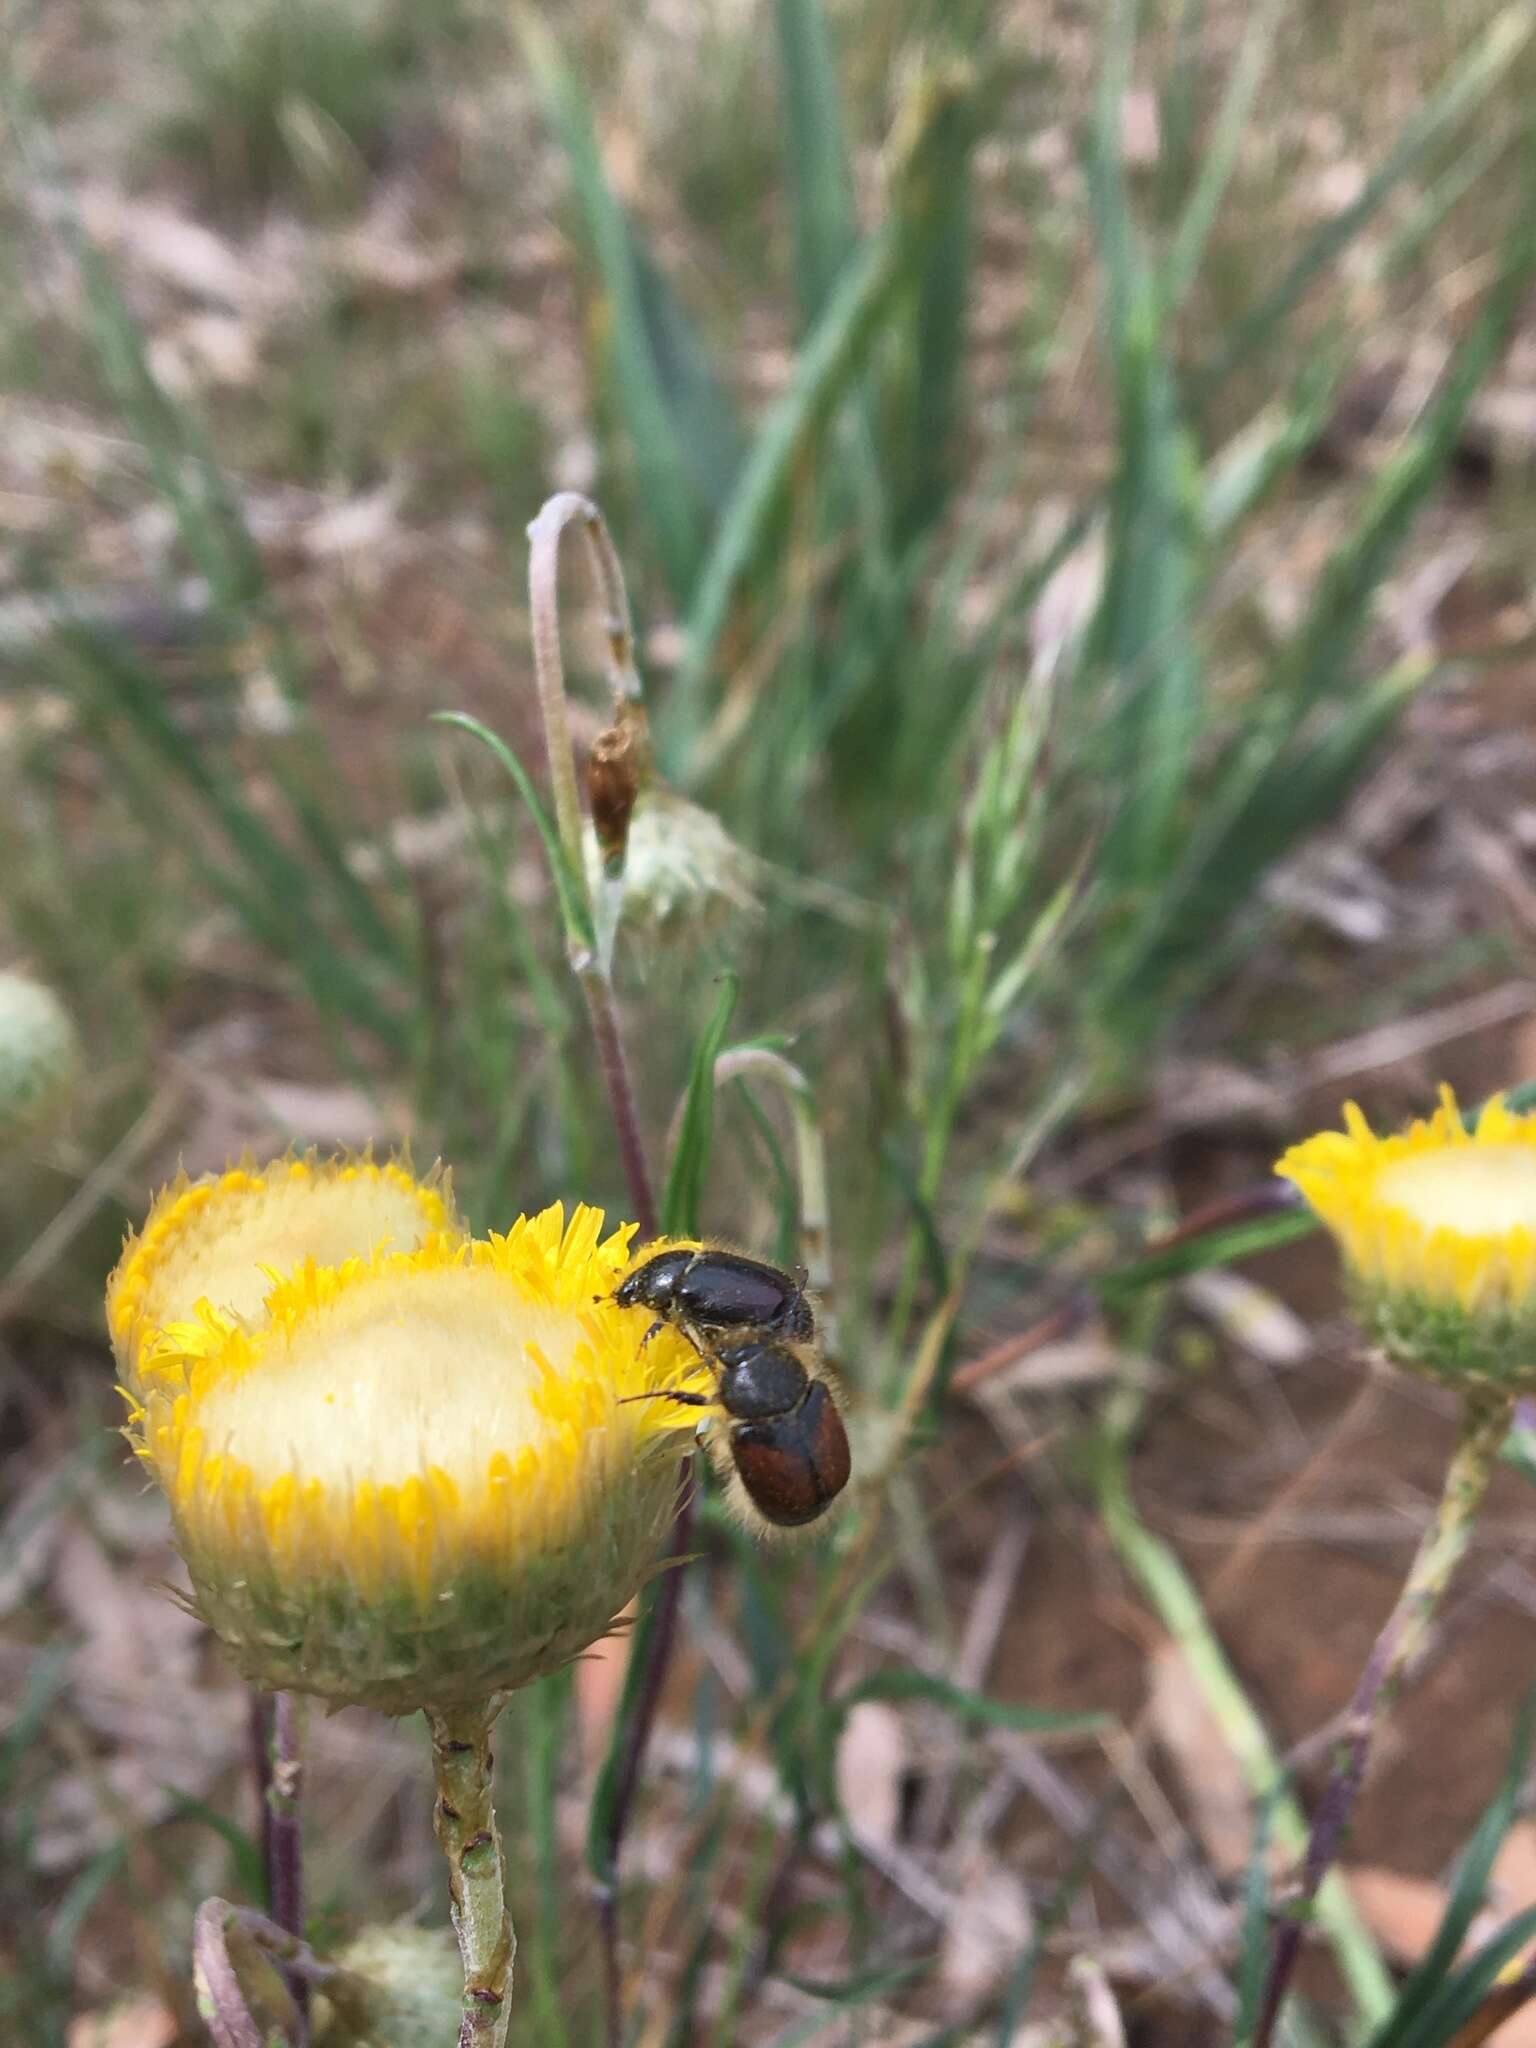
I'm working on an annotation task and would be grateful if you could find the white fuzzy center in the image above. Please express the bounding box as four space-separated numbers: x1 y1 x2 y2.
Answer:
194 1267 587 1488
146 1177 436 1330
1376 1146 1536 1237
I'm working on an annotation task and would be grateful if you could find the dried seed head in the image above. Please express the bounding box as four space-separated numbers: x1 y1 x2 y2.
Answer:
313 1923 466 2048
586 707 651 876
587 787 760 959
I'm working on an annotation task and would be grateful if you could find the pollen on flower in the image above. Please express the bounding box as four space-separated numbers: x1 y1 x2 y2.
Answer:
1277 1087 1536 1385
131 1201 712 1711
108 1153 455 1396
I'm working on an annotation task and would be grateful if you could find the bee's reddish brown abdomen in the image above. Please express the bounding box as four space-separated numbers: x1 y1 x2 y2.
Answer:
729 1381 850 1527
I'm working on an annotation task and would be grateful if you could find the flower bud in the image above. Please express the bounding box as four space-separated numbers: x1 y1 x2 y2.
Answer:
0 970 81 1144
313 1924 465 2048
585 788 759 958
586 707 650 876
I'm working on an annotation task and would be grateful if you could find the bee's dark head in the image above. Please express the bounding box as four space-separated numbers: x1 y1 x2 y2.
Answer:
614 1246 695 1313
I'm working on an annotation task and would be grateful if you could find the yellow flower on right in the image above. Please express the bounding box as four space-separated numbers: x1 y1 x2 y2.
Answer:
1277 1086 1536 1388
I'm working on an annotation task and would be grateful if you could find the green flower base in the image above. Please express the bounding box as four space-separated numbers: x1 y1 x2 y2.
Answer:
1358 1281 1536 1393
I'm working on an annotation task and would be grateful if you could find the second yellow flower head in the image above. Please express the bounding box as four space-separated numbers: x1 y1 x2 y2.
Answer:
1277 1086 1536 1388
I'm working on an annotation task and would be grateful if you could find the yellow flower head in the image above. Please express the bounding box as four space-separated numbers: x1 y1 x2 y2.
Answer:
1277 1087 1536 1387
108 1153 455 1399
129 1202 710 1712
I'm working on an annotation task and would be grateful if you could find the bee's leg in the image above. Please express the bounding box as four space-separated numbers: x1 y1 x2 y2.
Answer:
637 1319 669 1349
620 1387 713 1408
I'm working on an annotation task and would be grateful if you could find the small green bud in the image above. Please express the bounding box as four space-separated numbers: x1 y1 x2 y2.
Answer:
313 1923 466 2048
0 971 81 1143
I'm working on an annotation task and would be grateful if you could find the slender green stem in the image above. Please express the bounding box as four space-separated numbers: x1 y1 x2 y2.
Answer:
427 1702 516 2048
1090 1403 1395 2035
711 1047 837 1353
1253 1386 1516 2048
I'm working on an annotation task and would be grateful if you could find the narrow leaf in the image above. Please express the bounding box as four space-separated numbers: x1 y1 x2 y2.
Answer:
775 0 857 330
431 711 595 953
839 1669 1106 1737
662 974 740 1237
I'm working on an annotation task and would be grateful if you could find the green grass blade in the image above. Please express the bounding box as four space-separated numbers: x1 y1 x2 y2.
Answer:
1120 653 1430 1024
58 632 407 1054
1095 1434 1395 2026
431 711 596 954
774 0 857 331
520 1672 574 2048
1163 0 1282 312
1200 4 1535 386
159 1794 265 1902
631 235 747 517
48 178 412 976
1233 1796 1278 2044
1105 1203 1315 1295
1278 184 1536 721
1200 353 1344 542
1081 0 1206 883
1366 1695 1536 2048
1086 0 1141 349
1392 1905 1536 2048
1113 139 1536 1019
662 973 740 1237
837 1669 1105 1737
663 228 906 765
888 64 982 545
519 12 711 604
781 1957 932 2004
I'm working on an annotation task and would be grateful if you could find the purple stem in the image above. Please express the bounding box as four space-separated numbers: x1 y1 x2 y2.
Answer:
249 1690 274 1907
579 972 658 1241
593 1463 697 2048
1251 1619 1401 2047
1252 1388 1513 2048
262 1691 308 2042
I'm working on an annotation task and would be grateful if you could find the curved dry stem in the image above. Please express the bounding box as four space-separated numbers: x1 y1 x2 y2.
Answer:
580 965 658 1240
525 493 659 1236
526 491 647 896
428 1701 516 2048
193 1899 365 2048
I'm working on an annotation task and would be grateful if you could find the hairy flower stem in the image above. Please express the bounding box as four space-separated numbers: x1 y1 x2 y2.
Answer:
577 956 658 1240
1253 1387 1515 2048
266 1692 305 1942
250 1689 308 2041
428 1702 516 2048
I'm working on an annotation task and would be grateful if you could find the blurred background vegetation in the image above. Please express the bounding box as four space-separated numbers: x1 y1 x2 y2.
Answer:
9 1 1536 2042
